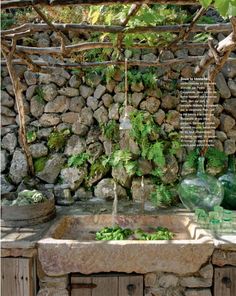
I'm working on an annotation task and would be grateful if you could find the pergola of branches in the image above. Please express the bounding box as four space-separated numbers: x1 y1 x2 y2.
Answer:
1 0 236 175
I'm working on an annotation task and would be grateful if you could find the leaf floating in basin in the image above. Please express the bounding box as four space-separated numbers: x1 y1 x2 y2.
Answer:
96 225 133 241
134 227 174 240
95 225 174 241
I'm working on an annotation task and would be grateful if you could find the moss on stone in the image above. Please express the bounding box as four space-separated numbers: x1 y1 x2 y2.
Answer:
34 157 48 173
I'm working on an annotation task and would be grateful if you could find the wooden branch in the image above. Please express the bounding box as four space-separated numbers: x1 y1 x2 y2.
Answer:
1 23 232 37
208 37 221 64
167 6 207 51
1 40 44 72
1 0 200 9
5 41 209 56
32 5 68 54
1 49 34 175
183 6 207 40
231 16 236 39
3 57 236 69
0 56 208 68
195 17 236 76
116 4 141 50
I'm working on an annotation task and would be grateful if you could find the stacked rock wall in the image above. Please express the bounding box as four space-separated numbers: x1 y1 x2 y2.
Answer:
1 32 236 200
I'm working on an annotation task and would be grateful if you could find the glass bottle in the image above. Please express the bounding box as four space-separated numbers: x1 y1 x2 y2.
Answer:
178 157 224 211
218 155 236 210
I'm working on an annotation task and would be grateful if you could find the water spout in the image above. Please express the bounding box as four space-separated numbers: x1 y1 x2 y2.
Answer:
112 181 118 226
140 176 145 214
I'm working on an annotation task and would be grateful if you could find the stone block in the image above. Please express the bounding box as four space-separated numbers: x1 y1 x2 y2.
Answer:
158 274 179 288
184 288 212 296
212 250 236 266
144 273 157 287
37 288 69 296
199 264 213 279
180 277 212 288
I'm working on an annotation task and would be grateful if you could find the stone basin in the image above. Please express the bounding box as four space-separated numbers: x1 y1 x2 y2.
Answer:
38 214 214 276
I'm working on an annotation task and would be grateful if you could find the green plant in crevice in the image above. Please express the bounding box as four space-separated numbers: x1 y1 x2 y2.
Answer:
184 147 227 170
1 13 15 29
101 120 120 143
86 155 111 186
129 110 165 168
26 130 37 143
193 32 211 43
34 157 48 173
165 131 182 156
22 37 37 46
127 70 157 90
142 72 157 89
150 184 175 208
104 65 117 83
109 149 141 176
47 129 70 152
197 15 215 24
34 86 45 104
184 149 199 169
205 147 227 169
68 153 90 168
146 142 165 166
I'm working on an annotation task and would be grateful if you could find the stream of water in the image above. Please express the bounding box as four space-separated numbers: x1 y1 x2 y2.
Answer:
112 181 118 226
140 176 145 214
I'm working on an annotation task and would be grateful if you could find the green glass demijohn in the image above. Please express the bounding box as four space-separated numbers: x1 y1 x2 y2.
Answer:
218 155 236 210
178 156 224 211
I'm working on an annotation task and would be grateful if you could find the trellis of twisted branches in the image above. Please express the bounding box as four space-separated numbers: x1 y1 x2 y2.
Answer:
1 1 236 174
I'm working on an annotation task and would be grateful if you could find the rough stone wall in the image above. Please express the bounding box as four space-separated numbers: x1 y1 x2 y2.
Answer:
36 249 236 296
1 32 236 201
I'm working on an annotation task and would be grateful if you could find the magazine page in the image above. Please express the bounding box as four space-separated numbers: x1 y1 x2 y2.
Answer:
1 1 236 296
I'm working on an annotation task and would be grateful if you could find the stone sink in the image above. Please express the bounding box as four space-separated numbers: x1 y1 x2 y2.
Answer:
38 214 214 276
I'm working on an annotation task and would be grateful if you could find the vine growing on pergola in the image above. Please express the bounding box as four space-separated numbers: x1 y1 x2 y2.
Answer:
1 0 236 175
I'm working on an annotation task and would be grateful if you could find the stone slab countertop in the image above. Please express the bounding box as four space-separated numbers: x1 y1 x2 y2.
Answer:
1 199 236 250
0 200 187 248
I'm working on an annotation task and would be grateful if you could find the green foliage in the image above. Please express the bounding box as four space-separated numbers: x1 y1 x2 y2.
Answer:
205 147 227 168
197 16 216 24
34 86 45 104
68 153 90 168
146 142 165 166
96 225 133 240
184 148 227 169
130 110 158 142
167 131 182 156
127 69 157 90
88 4 188 47
142 72 157 89
86 156 111 186
134 227 174 240
47 129 70 152
185 149 199 169
109 149 140 176
42 6 86 23
101 120 120 142
1 13 15 29
150 184 173 208
110 149 133 166
129 110 165 167
34 157 48 173
104 65 117 83
193 32 210 43
199 0 236 17
95 225 174 240
26 131 37 143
